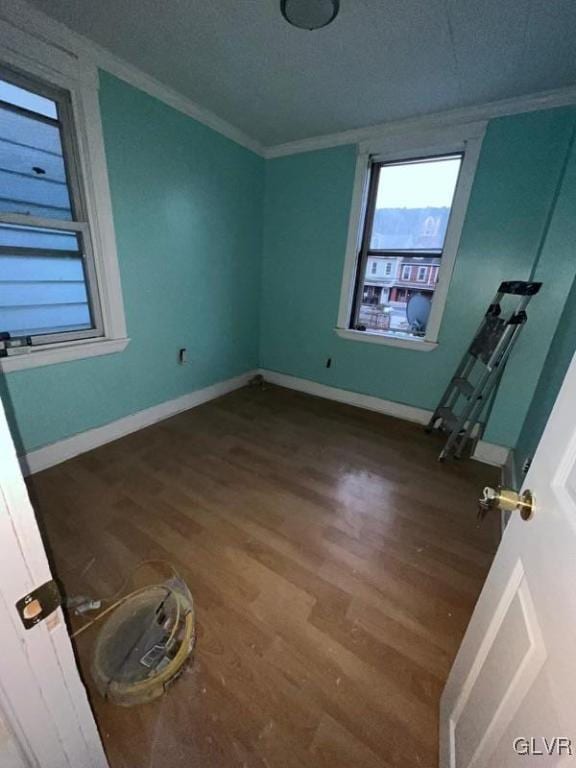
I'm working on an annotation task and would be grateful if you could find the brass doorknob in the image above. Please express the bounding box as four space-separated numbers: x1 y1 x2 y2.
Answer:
478 486 534 522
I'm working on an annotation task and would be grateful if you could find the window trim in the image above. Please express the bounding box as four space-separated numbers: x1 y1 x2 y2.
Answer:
0 21 128 372
336 122 486 351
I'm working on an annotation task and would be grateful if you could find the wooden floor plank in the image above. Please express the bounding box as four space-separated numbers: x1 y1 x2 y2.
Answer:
27 384 500 768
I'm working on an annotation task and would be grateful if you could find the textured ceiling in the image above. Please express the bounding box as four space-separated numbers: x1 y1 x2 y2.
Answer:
26 0 576 147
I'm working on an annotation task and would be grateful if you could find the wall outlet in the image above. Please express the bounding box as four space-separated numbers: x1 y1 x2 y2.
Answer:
178 348 188 365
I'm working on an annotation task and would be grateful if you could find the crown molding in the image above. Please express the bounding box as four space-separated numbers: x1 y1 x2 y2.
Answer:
0 0 265 156
3 0 576 162
263 85 576 159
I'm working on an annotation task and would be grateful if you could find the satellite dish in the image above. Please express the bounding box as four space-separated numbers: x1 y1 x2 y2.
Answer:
406 293 432 334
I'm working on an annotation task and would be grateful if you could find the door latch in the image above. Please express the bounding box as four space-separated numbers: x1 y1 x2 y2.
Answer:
478 486 534 522
16 580 61 630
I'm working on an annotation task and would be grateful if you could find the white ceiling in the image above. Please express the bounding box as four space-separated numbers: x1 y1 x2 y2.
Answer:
26 0 576 148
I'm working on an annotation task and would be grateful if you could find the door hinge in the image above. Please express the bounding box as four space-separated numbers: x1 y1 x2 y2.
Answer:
16 580 62 630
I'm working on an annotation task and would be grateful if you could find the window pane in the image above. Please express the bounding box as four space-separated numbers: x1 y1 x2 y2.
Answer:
357 256 439 337
370 156 462 251
0 224 78 251
0 95 73 219
0 224 92 337
355 154 461 339
0 79 58 119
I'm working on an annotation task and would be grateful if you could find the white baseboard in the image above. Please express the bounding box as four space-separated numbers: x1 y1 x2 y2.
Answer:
260 368 510 468
21 367 511 476
471 439 510 467
21 370 257 475
260 368 432 425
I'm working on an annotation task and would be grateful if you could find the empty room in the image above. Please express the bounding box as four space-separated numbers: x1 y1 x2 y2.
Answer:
1 1 576 766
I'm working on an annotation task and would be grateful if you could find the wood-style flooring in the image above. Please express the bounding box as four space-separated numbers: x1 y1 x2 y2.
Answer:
28 384 500 768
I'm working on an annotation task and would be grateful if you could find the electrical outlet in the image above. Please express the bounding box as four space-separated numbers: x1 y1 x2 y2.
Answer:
178 348 188 365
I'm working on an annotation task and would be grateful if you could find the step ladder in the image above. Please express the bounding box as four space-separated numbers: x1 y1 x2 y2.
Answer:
427 281 542 461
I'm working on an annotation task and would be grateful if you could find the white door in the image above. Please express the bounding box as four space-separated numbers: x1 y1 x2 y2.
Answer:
0 393 108 768
440 351 576 766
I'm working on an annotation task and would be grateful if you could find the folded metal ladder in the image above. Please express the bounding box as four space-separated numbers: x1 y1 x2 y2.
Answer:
427 281 542 461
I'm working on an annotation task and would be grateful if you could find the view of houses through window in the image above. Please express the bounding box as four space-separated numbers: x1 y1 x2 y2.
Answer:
354 154 463 338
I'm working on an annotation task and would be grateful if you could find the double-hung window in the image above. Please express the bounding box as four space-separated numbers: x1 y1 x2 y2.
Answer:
337 124 485 350
351 153 462 338
0 19 127 374
0 69 102 346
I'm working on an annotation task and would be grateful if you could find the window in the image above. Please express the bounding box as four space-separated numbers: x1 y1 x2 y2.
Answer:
0 69 102 345
337 123 485 350
350 154 462 339
362 285 382 305
370 261 377 275
0 32 127 373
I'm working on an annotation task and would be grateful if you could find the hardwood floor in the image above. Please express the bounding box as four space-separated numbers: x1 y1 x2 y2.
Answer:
28 384 500 768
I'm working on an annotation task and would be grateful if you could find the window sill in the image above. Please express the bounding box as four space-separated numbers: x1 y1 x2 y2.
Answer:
0 336 130 373
334 327 438 351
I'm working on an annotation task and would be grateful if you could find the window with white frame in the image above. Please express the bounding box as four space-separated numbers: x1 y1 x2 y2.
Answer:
0 68 103 345
337 123 485 349
350 154 462 338
0 31 127 373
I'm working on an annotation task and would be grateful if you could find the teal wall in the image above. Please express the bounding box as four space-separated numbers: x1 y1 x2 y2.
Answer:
2 72 264 453
3 75 575 460
260 108 576 449
514 137 576 476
